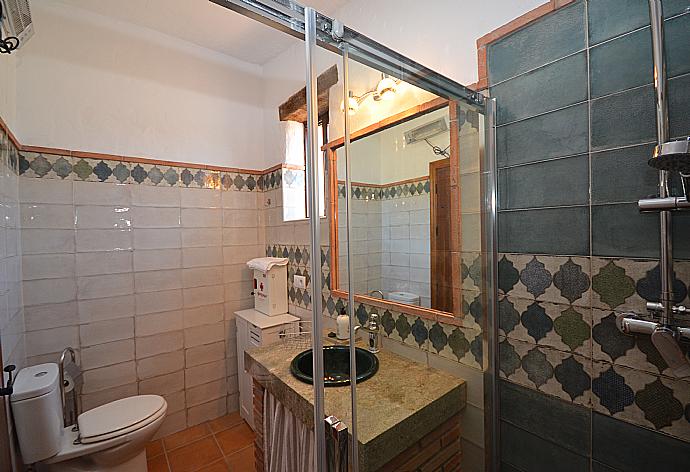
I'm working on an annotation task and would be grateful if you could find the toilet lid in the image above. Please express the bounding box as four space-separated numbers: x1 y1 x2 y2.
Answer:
78 395 166 442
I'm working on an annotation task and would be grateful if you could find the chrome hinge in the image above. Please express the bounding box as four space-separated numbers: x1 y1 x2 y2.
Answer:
325 415 348 472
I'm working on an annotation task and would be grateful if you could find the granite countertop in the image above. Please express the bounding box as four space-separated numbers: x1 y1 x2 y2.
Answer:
245 338 466 471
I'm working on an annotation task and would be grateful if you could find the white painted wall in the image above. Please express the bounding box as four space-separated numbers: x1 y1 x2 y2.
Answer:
13 0 268 169
0 50 16 130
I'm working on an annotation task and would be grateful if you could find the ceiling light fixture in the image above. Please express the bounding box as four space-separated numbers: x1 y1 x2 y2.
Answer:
341 74 402 114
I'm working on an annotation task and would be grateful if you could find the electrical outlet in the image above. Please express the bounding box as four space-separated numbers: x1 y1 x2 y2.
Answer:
294 275 306 289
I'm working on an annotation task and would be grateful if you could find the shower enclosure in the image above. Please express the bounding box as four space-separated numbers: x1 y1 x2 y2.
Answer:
212 1 498 470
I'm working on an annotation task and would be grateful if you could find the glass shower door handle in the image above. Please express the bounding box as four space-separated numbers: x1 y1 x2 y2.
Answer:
325 415 348 472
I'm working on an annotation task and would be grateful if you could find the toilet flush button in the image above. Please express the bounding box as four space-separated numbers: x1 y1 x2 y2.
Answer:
34 371 48 378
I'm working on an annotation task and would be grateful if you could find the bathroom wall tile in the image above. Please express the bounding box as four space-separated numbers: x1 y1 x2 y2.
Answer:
20 203 74 229
222 209 259 228
222 227 260 247
74 181 130 205
184 321 225 348
73 159 132 184
180 188 221 208
24 301 79 331
492 52 588 125
496 104 589 168
80 317 134 347
133 228 181 250
428 321 483 369
501 421 590 472
498 254 591 307
185 341 226 368
500 296 592 357
82 361 137 394
76 251 133 276
666 13 690 78
18 152 73 180
76 229 133 252
590 362 690 442
77 273 134 300
664 0 690 17
25 325 79 357
591 203 661 258
135 289 183 315
135 310 184 337
591 85 656 150
134 269 182 293
588 0 650 45
500 380 591 456
186 397 227 427
81 383 138 411
154 411 187 439
19 177 73 204
78 295 135 323
498 155 589 210
498 207 590 255
488 1 585 84
22 253 75 280
185 359 226 388
23 277 77 306
221 188 259 209
137 350 185 379
591 144 657 204
21 229 75 254
181 228 222 248
81 339 135 370
75 205 131 229
131 184 181 207
183 304 224 329
182 247 223 268
135 331 184 359
181 208 221 228
185 379 227 409
138 370 185 396
592 412 690 471
131 207 180 228
182 266 223 289
668 73 690 139
499 337 592 406
590 257 659 313
589 27 653 98
133 248 182 272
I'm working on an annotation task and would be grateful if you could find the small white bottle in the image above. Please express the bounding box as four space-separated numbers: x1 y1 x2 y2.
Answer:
336 309 349 340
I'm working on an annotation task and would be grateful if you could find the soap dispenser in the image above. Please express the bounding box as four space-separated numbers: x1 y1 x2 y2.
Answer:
336 308 349 340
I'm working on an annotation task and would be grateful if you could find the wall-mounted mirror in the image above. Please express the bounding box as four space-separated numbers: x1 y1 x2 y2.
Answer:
326 98 481 321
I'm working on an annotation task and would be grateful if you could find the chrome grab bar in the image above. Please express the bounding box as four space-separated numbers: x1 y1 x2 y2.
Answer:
59 347 79 430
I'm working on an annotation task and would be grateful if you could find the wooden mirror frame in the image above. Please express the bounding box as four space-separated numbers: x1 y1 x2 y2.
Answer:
324 97 465 324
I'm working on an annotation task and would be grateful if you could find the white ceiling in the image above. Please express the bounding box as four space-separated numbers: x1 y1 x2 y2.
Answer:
56 0 349 65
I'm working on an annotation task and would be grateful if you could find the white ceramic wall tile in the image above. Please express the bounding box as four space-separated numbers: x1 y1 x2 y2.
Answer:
180 208 222 228
134 269 183 293
22 254 75 280
20 204 74 229
75 206 131 229
134 228 181 250
183 304 224 329
24 301 79 331
222 209 259 228
185 359 225 388
25 326 79 357
81 383 138 411
76 251 133 276
23 278 77 306
184 321 225 348
78 295 135 323
136 350 184 380
182 247 223 269
19 177 73 204
186 397 227 427
135 331 184 359
131 207 180 228
76 229 133 252
222 191 258 210
135 310 184 337
80 317 134 347
131 185 181 207
81 339 135 370
133 249 182 272
180 188 221 208
185 379 226 408
21 229 75 254
135 289 184 315
138 370 184 396
185 341 225 368
74 181 130 206
181 228 222 248
82 361 137 394
181 266 223 289
77 273 134 300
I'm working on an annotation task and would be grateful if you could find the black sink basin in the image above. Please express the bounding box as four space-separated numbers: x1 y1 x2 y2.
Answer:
290 345 379 387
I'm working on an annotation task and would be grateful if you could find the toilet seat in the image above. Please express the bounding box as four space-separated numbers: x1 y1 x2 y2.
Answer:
78 395 166 444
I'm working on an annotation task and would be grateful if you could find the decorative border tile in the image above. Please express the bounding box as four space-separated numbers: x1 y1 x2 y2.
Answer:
18 152 73 180
0 127 19 176
337 178 431 201
498 253 591 307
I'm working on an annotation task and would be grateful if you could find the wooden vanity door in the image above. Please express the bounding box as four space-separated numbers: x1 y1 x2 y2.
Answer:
430 158 453 312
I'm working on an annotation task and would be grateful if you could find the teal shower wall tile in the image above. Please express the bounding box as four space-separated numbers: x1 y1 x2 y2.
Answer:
501 421 590 472
589 27 653 98
498 154 589 210
591 144 657 204
592 462 619 472
496 104 589 168
594 412 690 471
665 13 690 77
669 74 690 139
590 85 656 150
664 0 690 18
588 0 650 45
500 380 591 457
591 203 660 258
487 1 585 85
498 207 589 256
492 52 588 125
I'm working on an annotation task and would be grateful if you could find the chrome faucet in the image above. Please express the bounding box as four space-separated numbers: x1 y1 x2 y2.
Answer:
355 312 381 353
369 290 384 299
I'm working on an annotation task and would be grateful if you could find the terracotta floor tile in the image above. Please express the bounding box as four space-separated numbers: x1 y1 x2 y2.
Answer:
164 423 212 451
146 439 165 459
167 437 223 472
197 459 231 471
226 445 255 472
208 412 244 433
147 454 170 472
215 423 255 456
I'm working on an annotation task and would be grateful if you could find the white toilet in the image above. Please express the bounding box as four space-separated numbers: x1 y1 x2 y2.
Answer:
10 363 167 471
388 291 421 306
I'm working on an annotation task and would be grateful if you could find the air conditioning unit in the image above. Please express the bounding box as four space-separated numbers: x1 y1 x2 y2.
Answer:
404 117 449 145
1 0 33 49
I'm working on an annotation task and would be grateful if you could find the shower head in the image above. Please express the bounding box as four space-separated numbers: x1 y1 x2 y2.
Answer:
648 137 690 174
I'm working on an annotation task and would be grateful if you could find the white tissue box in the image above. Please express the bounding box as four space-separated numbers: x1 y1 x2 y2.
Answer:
253 265 288 316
